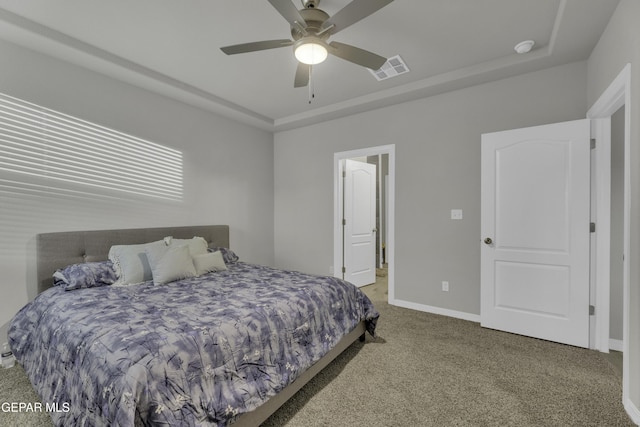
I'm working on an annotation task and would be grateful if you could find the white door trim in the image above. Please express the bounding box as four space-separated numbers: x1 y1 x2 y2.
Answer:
334 145 395 301
587 64 632 413
589 117 611 353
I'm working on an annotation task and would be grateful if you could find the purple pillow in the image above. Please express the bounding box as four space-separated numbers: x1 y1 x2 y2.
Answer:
208 247 239 264
53 261 118 291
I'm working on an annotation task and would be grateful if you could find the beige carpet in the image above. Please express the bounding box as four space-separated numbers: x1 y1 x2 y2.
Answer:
1 276 634 426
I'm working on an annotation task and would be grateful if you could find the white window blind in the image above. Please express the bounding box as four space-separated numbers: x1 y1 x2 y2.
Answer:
0 92 183 201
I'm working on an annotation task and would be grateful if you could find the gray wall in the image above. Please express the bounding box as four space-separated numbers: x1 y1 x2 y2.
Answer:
0 39 274 341
587 0 640 408
274 61 587 316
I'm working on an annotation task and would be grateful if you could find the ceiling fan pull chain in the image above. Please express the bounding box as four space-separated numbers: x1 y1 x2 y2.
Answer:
308 64 315 104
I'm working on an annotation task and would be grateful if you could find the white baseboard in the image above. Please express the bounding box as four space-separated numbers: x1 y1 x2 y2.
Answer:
609 338 624 352
390 298 481 323
624 398 640 426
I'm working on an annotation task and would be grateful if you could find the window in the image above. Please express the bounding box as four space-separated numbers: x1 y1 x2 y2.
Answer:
0 92 182 201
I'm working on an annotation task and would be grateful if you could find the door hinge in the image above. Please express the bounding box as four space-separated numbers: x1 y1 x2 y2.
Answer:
589 305 595 315
590 222 596 233
342 266 346 273
590 138 596 149
342 218 346 226
342 170 346 178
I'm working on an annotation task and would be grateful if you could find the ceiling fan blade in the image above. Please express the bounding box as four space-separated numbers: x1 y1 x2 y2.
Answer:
294 63 310 88
268 0 307 28
220 39 293 55
329 41 387 70
322 0 393 35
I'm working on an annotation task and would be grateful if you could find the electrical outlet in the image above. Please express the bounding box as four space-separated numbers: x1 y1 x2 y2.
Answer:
442 281 449 292
451 209 463 220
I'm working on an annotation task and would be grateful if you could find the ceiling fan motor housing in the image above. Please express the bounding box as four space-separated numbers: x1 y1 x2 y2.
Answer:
291 8 330 41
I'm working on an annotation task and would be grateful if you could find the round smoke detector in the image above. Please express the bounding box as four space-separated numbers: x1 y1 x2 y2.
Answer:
514 40 535 54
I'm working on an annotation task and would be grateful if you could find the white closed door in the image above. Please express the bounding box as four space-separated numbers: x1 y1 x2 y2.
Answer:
344 159 376 287
481 119 591 348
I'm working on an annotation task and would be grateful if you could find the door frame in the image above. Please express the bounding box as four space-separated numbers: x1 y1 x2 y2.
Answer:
333 144 395 300
587 64 631 400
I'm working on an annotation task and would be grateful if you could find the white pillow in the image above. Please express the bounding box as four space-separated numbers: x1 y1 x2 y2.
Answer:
164 236 208 257
109 240 165 285
193 251 227 276
145 244 196 285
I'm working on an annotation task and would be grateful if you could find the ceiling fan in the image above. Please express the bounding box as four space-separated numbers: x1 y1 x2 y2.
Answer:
220 0 394 88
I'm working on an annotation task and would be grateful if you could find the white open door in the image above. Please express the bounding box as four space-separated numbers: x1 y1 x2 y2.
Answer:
344 159 376 287
481 119 591 348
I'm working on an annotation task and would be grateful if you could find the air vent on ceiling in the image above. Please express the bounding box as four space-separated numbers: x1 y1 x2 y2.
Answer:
369 55 410 81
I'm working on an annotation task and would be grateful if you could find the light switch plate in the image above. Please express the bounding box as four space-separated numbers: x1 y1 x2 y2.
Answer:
451 209 463 220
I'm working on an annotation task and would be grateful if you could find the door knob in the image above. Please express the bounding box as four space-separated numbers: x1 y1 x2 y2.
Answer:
484 237 493 245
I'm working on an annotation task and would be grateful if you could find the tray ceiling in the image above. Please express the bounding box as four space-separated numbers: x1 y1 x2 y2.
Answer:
0 0 620 131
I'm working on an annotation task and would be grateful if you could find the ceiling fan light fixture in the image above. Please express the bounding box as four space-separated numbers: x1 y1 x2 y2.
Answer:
294 39 328 65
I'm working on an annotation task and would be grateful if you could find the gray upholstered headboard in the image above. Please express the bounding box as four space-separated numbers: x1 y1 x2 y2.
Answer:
36 225 229 294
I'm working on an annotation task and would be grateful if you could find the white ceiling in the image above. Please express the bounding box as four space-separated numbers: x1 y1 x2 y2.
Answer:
0 0 619 131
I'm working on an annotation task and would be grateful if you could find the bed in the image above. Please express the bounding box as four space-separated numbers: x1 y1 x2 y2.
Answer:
8 225 378 426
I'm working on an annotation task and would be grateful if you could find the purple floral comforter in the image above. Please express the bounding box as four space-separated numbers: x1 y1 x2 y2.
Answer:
9 262 378 426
